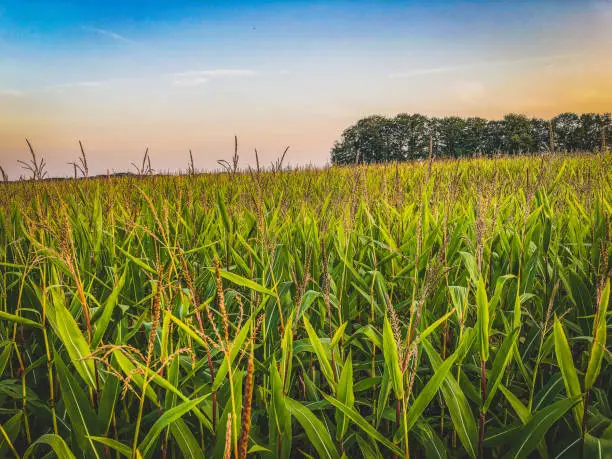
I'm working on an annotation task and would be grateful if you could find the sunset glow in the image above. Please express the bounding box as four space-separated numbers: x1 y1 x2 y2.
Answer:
1 0 611 177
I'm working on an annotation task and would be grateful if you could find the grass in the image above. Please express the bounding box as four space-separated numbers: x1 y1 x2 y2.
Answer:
0 152 610 458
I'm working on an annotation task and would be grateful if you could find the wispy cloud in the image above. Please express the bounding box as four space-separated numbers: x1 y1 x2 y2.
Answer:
42 68 258 92
83 26 135 44
389 54 578 79
49 81 107 91
454 81 487 104
0 89 23 97
171 69 257 86
389 66 465 79
173 77 210 87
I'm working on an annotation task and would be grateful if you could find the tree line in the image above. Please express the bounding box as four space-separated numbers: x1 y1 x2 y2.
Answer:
330 112 611 164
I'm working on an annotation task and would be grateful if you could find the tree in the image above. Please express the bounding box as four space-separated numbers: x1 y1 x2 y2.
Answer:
392 113 430 160
502 114 536 153
329 112 609 165
483 120 504 156
464 117 489 156
602 113 611 151
437 116 467 158
578 113 612 152
552 113 581 151
331 116 394 164
530 118 550 152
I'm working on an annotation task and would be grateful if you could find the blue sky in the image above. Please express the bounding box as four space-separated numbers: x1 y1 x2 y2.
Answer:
1 0 611 177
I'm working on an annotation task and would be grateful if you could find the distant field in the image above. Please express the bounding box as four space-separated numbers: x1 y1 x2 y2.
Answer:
0 152 610 458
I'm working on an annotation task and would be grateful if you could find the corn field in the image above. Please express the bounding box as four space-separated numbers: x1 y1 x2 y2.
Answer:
0 153 610 458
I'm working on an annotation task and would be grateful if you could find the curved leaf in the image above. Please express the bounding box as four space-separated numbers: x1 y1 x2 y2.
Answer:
382 315 404 399
504 397 578 459
285 397 340 459
139 395 208 458
24 434 76 459
553 317 584 430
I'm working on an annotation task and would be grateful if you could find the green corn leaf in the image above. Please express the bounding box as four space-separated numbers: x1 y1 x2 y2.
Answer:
499 385 531 423
213 370 244 458
303 315 336 390
160 301 172 362
269 360 292 459
166 311 208 349
138 395 209 458
281 315 294 392
217 190 232 233
459 252 480 286
24 434 76 459
585 279 610 391
417 308 455 344
87 437 132 457
112 350 159 405
376 365 392 428
405 349 458 431
212 319 251 391
55 354 102 458
49 288 97 389
504 397 578 459
0 311 42 329
350 324 382 349
213 268 275 297
170 419 206 459
126 358 212 431
330 321 348 348
285 396 340 459
97 363 121 434
513 288 522 331
0 411 22 458
484 329 519 412
423 340 478 458
584 433 612 459
92 266 126 347
0 343 13 377
323 393 403 456
553 316 584 430
449 286 468 322
476 277 490 362
356 434 384 459
335 352 355 441
413 422 448 459
165 354 180 411
382 314 404 399
116 245 156 274
247 444 272 454
456 326 477 363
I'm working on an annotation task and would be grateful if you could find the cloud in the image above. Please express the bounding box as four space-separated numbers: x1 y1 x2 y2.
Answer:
389 54 577 79
83 26 135 44
50 81 106 90
171 69 256 86
173 69 257 78
41 68 257 92
0 89 23 97
389 66 466 79
173 77 210 87
454 81 486 104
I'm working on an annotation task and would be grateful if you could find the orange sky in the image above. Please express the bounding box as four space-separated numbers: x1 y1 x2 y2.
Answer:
1 0 611 177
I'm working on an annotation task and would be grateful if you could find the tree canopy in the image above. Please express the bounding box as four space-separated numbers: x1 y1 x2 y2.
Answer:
331 112 611 164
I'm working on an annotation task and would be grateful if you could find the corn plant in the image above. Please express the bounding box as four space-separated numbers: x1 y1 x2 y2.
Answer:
0 152 610 458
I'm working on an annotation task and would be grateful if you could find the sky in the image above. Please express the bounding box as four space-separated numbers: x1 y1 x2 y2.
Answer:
1 0 611 178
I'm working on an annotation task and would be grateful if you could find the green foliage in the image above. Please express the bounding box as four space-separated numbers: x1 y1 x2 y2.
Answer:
331 112 612 163
0 152 610 457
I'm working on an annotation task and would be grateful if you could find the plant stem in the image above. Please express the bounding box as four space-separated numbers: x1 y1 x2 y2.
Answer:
479 359 487 459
